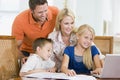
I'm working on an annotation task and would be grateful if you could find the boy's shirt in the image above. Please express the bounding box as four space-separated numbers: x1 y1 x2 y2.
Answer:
20 54 55 72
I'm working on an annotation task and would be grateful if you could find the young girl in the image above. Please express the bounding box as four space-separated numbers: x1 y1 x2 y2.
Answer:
61 24 102 76
19 38 56 76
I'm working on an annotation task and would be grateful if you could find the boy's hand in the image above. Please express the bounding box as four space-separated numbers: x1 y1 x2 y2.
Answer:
21 57 28 64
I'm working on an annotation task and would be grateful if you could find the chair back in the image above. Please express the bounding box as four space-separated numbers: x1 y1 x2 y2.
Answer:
94 36 113 55
0 36 19 79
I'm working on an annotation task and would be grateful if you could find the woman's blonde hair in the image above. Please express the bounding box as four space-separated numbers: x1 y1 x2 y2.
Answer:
55 8 75 31
76 24 95 69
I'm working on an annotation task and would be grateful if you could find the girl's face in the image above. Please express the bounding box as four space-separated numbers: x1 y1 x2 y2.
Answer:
37 43 53 60
77 30 93 49
60 16 74 36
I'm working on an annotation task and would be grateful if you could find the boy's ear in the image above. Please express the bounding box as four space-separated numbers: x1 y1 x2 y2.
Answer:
36 46 41 51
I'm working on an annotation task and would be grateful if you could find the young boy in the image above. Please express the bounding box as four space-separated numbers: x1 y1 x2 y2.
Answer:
19 38 56 76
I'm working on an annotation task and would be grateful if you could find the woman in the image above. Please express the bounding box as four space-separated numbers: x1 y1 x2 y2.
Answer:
48 8 76 72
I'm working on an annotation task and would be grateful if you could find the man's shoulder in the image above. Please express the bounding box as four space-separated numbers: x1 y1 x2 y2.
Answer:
13 9 30 23
48 6 59 15
16 9 30 18
48 6 59 11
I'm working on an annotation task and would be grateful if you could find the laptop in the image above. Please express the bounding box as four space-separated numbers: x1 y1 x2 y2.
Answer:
92 54 120 78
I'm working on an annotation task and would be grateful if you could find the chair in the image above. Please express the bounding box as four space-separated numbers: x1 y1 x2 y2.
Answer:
0 36 20 79
94 36 113 55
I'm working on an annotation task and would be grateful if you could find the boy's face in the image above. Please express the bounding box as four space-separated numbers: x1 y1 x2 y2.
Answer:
38 43 53 60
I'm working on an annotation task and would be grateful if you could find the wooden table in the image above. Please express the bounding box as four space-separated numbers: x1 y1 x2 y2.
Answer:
10 77 120 80
97 79 120 80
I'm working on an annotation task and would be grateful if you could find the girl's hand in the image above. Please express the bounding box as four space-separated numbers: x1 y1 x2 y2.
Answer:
91 68 102 75
65 69 76 76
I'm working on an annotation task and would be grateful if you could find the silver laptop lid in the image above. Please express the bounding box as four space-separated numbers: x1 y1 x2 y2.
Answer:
101 54 120 78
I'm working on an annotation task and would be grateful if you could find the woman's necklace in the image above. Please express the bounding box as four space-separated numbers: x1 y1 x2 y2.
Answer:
62 36 70 46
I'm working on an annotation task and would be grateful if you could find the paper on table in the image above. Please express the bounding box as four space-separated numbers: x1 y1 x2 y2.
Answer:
25 72 97 80
25 72 69 79
69 75 96 80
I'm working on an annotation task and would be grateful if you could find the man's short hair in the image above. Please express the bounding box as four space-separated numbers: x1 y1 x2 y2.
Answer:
29 0 48 10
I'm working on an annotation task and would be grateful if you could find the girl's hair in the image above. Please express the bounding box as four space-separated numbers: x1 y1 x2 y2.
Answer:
76 24 95 69
32 37 53 52
29 0 48 10
55 8 75 31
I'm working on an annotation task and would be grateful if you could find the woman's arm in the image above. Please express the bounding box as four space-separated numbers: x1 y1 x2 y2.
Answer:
61 54 76 76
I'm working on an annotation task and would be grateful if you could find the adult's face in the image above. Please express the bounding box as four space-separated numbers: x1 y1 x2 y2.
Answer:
60 16 74 36
32 3 48 22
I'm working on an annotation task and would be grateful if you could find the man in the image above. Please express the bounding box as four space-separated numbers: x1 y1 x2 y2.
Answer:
12 0 59 59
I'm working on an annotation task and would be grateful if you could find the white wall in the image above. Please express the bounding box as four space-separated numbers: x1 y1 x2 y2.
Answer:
49 0 104 35
74 0 103 35
0 0 112 36
0 12 18 35
0 0 28 35
112 0 120 35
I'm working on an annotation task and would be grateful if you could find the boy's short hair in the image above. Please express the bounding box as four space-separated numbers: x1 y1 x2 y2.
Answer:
32 37 53 51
